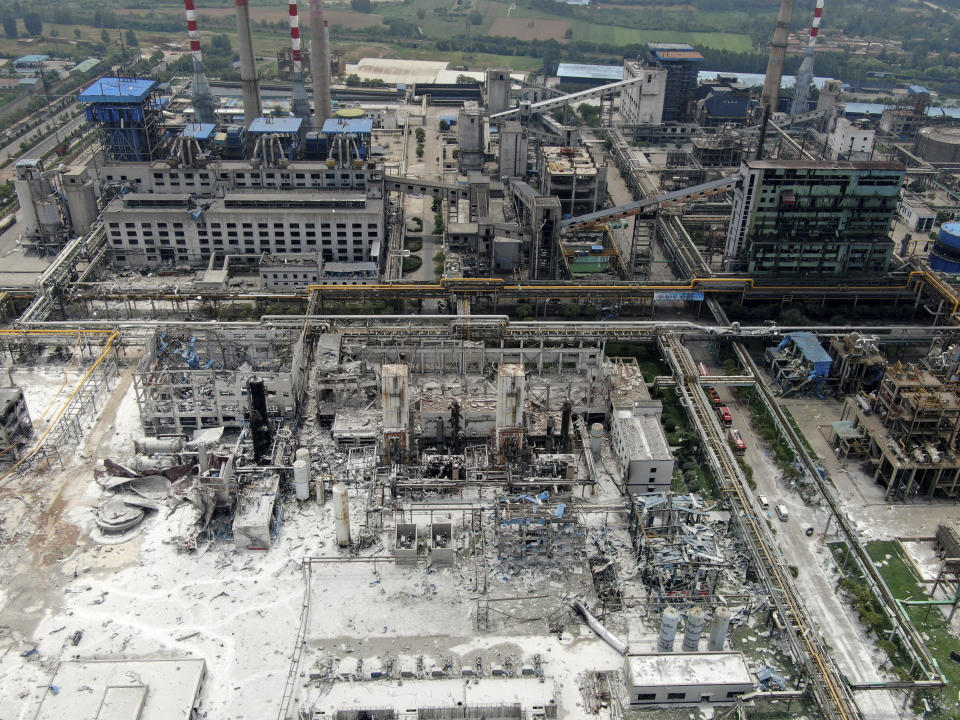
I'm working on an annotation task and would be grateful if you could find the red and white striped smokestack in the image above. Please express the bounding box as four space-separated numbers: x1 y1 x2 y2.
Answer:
183 0 216 125
234 0 262 128
807 0 824 51
310 0 333 125
289 0 310 120
184 0 203 65
289 0 302 75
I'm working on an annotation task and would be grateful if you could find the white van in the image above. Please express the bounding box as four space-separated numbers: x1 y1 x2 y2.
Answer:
775 504 789 522
758 495 769 510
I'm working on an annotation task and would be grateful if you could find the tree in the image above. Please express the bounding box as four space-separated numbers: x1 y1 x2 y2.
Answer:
100 28 110 44
416 145 424 159
470 10 483 24
564 27 573 39
415 127 426 143
126 29 139 47
417 7 426 19
23 11 41 37
73 29 81 40
351 0 373 12
210 33 231 55
2 15 16 39
438 119 449 132
456 74 479 85
345 73 361 86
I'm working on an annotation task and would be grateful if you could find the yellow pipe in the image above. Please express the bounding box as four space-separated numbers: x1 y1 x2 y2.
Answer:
0 330 120 486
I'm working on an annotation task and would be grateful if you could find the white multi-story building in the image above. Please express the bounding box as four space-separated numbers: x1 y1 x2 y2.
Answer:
829 118 876 161
104 191 384 269
620 60 667 126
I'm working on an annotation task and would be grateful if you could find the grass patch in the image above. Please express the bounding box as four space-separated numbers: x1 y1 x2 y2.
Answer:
402 255 422 273
830 540 960 720
783 407 816 456
404 236 423 252
734 387 801 483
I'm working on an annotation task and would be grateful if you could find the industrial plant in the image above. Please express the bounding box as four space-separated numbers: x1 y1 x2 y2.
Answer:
3 0 960 719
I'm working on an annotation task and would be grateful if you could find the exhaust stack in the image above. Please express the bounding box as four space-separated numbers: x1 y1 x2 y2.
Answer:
183 0 216 125
234 0 262 127
790 0 824 116
289 0 310 122
310 0 333 126
760 0 794 117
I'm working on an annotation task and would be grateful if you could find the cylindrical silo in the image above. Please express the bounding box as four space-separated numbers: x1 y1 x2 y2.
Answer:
930 223 960 274
589 422 603 459
333 482 350 546
293 459 310 501
61 167 98 237
707 606 733 651
682 607 706 652
134 437 185 454
659 607 681 652
914 126 960 164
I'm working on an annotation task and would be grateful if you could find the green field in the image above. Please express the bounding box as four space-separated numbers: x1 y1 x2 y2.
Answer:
570 26 752 51
861 540 960 720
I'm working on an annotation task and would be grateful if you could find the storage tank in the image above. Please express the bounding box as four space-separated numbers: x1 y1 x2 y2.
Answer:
61 166 98 236
134 437 185 454
293 459 310 501
708 606 733 651
682 607 706 652
658 606 681 652
589 423 603 459
336 107 366 119
915 126 960 164
333 482 351 546
930 223 960 274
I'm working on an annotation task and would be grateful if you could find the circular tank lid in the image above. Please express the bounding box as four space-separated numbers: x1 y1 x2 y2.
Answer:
336 108 366 118
943 222 960 236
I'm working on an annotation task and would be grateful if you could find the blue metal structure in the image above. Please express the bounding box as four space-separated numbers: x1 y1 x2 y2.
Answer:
766 332 833 397
80 78 162 162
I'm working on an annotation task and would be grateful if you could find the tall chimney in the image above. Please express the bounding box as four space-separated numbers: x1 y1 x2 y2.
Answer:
760 0 794 117
234 0 262 127
288 0 310 121
310 0 333 126
789 0 824 116
183 0 216 125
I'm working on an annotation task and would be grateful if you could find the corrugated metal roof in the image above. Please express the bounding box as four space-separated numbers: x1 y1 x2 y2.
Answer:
15 54 49 64
79 77 157 103
71 58 100 74
321 117 374 134
248 116 303 134
556 63 623 81
181 123 216 140
787 332 833 366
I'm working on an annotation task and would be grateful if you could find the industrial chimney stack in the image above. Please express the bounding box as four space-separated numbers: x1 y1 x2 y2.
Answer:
760 0 794 117
183 0 216 125
310 0 333 126
234 0 262 127
789 0 824 116
288 0 310 122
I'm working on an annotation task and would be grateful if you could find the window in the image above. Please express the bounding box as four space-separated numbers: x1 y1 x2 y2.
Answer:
667 693 685 700
636 694 655 701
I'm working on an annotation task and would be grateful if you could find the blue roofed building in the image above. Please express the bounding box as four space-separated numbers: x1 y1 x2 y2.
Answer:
766 332 833 397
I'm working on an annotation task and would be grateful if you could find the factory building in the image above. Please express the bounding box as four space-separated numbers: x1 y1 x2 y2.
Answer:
624 653 754 705
724 159 904 275
897 192 936 234
620 60 667 126
694 78 750 128
644 43 703 123
607 358 674 494
556 62 623 91
538 146 606 216
828 118 876 161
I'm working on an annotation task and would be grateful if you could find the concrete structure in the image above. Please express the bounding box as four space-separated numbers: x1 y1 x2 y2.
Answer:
33 658 206 720
623 652 754 705
382 363 410 462
486 68 512 115
182 0 216 125
931 222 960 273
538 146 606 216
60 166 98 237
310 0 333 125
496 363 525 458
829 118 876 161
556 62 623 89
914 126 960 165
695 79 750 128
620 60 667 126
760 0 794 116
0 387 31 447
724 159 904 275
134 327 307 434
898 192 936 233
234 0 262 127
259 252 322 289
645 43 703 123
498 121 528 179
458 101 484 172
104 187 384 269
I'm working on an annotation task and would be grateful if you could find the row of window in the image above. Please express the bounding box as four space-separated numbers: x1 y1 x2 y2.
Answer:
114 249 365 264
